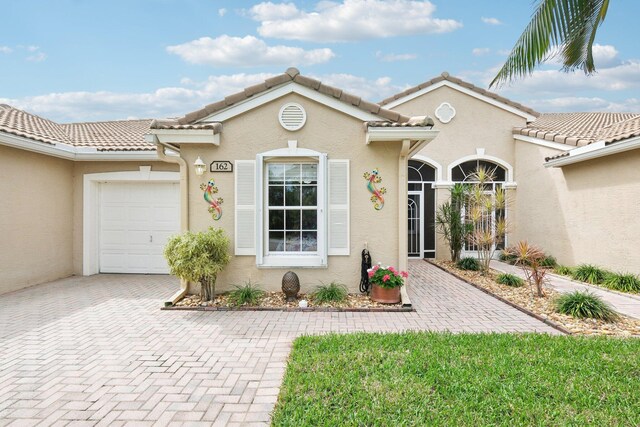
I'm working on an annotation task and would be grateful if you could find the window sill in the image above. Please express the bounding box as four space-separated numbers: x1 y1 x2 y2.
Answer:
258 255 327 269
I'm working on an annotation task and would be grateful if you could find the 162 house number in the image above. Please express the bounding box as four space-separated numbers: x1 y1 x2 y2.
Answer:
210 161 233 172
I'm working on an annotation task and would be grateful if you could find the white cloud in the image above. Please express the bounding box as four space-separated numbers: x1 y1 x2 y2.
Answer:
472 48 490 56
26 45 39 52
166 35 334 67
308 73 408 101
375 51 417 62
525 96 640 113
218 8 227 17
592 44 620 68
481 17 502 25
249 0 462 42
26 52 47 62
0 46 12 54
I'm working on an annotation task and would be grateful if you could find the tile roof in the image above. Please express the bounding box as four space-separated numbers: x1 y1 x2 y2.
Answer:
0 104 155 151
515 112 640 147
173 67 411 125
379 72 540 118
149 120 223 132
366 115 435 127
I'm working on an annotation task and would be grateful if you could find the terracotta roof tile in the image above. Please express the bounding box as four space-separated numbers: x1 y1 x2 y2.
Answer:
0 104 71 145
379 72 540 118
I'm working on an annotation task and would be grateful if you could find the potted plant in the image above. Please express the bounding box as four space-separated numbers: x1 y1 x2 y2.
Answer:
367 263 408 303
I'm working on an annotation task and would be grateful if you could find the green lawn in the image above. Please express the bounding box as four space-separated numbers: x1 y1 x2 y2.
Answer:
272 332 640 426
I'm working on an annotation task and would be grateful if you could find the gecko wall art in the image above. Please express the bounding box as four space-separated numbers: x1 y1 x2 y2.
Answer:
363 168 386 210
200 179 223 220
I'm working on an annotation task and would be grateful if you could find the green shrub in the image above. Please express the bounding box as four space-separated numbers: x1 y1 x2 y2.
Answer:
229 282 264 306
496 273 525 287
555 291 618 321
571 264 609 285
602 272 640 293
457 257 480 271
499 251 517 264
312 282 348 303
554 265 573 276
540 255 557 268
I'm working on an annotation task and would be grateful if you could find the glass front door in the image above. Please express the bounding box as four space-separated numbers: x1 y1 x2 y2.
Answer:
408 192 423 258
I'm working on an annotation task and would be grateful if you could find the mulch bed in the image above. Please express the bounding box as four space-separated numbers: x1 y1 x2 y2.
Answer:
165 292 412 312
432 260 640 337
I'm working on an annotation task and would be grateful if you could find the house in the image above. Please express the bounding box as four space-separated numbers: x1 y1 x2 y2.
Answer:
1 67 639 296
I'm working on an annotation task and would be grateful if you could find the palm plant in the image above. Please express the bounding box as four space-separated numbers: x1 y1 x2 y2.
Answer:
435 183 469 262
491 0 610 87
506 241 548 297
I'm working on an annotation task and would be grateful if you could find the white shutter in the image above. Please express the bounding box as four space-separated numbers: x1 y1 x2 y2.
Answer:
328 159 350 255
235 160 256 255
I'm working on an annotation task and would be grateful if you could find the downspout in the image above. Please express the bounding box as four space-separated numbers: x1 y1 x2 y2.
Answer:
398 139 412 307
155 138 190 305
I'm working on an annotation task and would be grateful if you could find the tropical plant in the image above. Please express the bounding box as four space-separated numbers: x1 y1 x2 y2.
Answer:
540 255 558 268
554 265 574 276
457 257 480 271
164 227 231 301
435 183 469 263
496 273 525 287
506 241 548 297
499 250 517 265
572 264 609 284
555 291 618 321
367 263 407 289
312 282 348 303
602 272 640 293
491 0 610 87
464 167 509 273
229 281 264 306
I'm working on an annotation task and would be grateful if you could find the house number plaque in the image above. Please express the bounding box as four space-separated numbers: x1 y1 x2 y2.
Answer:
210 161 233 172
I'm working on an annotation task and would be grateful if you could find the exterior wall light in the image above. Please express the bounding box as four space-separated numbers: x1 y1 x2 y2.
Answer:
194 156 206 176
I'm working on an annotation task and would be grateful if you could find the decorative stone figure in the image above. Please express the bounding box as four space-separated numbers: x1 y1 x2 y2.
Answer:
282 271 300 302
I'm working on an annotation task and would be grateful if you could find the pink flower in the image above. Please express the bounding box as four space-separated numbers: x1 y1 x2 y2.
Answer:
388 266 396 274
401 271 408 278
383 274 390 282
373 265 379 271
368 270 375 278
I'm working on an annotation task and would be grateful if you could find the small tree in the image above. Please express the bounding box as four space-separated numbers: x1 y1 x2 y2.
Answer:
164 227 231 301
435 183 469 262
507 241 548 297
465 167 508 273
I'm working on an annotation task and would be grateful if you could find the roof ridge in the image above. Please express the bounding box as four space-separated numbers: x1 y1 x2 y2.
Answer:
379 71 539 117
171 67 410 126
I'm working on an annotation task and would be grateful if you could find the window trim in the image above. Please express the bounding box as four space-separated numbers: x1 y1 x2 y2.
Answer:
256 148 327 268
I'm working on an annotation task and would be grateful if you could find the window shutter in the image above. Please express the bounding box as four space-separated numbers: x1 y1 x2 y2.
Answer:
328 159 349 255
235 160 256 255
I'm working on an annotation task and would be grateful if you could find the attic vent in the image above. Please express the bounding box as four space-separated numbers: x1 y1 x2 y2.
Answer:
279 103 307 131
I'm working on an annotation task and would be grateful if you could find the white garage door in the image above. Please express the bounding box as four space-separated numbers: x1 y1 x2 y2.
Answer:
99 182 180 274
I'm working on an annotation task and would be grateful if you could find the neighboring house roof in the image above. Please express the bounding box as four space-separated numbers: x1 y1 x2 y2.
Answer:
379 72 540 118
0 104 154 151
168 67 411 126
514 112 640 147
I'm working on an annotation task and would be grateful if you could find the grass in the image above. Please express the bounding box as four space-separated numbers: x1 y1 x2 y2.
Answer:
602 272 640 293
456 257 480 271
555 291 618 321
311 282 348 303
496 273 524 287
540 255 557 268
572 264 610 285
272 332 640 426
228 281 263 306
554 265 574 276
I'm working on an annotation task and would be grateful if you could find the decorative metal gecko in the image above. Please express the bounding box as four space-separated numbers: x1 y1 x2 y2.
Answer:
200 179 223 220
363 168 386 210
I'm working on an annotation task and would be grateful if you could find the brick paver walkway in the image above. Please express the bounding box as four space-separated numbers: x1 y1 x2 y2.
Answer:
0 260 557 426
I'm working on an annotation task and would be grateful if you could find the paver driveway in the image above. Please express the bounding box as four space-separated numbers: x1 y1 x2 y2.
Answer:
0 260 557 426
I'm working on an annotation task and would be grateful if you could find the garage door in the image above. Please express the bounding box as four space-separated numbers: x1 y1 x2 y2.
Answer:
99 182 180 274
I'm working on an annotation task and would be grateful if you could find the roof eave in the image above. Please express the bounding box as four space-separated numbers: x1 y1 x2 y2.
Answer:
545 136 640 167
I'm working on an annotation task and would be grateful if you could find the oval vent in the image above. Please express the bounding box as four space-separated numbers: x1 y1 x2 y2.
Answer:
279 103 306 131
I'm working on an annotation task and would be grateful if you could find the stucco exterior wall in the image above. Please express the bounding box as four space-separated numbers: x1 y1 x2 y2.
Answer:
180 93 402 293
71 161 179 275
390 86 529 259
0 145 74 293
513 142 640 274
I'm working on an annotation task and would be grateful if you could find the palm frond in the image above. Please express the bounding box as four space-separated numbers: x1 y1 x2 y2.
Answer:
490 0 609 88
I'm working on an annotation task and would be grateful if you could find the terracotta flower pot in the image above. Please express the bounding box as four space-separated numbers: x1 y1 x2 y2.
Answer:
370 283 401 304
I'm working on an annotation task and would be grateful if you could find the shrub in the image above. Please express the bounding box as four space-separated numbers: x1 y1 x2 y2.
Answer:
312 282 348 303
505 241 548 297
496 273 525 287
229 282 264 306
164 227 230 301
435 184 470 263
602 272 640 293
555 291 618 321
499 251 517 264
554 265 573 276
540 255 557 268
572 264 609 285
457 257 480 271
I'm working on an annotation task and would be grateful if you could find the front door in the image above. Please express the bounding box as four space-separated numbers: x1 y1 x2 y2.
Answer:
408 191 423 258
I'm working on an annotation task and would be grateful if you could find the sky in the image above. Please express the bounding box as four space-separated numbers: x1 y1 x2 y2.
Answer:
1 0 639 123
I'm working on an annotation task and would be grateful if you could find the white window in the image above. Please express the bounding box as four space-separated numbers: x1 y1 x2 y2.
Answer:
234 148 350 267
